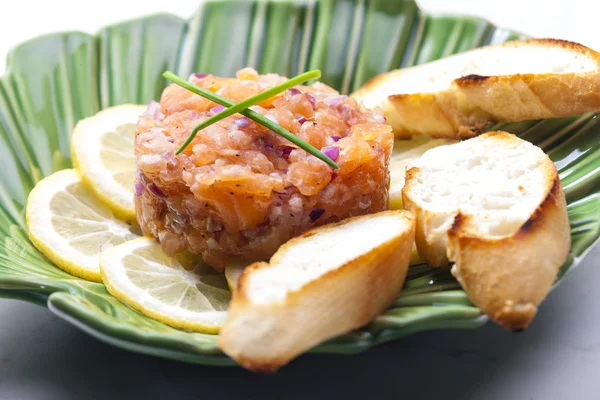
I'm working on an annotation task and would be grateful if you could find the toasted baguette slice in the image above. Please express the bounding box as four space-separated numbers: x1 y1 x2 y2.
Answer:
218 210 415 372
402 131 570 330
352 39 600 139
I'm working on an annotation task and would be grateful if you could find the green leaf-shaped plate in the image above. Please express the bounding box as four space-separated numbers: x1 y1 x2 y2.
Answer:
1 0 599 366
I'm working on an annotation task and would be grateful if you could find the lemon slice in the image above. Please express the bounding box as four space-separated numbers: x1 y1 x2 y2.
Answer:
224 262 247 292
409 244 421 265
71 104 146 221
389 136 457 210
26 169 139 282
100 237 231 333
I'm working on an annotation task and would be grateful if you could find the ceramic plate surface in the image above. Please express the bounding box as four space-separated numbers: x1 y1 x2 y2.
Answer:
1 0 598 365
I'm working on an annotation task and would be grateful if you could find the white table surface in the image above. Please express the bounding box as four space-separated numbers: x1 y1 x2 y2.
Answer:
1 1 600 399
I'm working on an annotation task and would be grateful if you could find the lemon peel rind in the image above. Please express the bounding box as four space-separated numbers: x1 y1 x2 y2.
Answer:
70 104 145 223
100 238 228 334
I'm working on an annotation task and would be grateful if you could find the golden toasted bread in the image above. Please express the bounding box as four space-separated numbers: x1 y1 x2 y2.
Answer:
218 210 415 372
352 39 600 138
402 132 570 330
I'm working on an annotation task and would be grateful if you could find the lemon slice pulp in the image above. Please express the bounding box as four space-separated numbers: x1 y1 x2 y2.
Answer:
71 104 146 221
224 262 248 292
100 237 231 333
26 169 139 282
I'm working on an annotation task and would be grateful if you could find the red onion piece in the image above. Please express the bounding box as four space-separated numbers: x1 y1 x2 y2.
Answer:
263 141 275 152
305 93 316 109
324 95 345 106
164 152 177 166
148 183 165 198
274 186 293 196
194 73 208 79
134 183 143 196
331 136 341 142
210 105 226 114
142 100 164 121
309 208 325 222
287 87 301 96
297 116 308 125
322 146 340 162
373 113 385 123
331 172 337 181
234 117 250 129
280 146 294 159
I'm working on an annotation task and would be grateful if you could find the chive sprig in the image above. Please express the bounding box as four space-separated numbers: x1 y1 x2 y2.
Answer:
162 70 339 169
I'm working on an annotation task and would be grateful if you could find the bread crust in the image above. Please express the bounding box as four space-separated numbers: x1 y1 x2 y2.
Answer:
353 39 600 138
402 131 571 329
217 210 415 373
402 166 453 267
448 177 570 330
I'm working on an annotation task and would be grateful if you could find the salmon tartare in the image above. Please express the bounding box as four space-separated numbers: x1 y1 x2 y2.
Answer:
135 68 393 269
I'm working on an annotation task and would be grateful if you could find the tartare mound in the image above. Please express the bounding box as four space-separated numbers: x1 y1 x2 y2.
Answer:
135 68 393 269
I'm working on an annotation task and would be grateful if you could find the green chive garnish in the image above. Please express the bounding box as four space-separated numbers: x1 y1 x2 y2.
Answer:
162 70 339 169
175 70 320 156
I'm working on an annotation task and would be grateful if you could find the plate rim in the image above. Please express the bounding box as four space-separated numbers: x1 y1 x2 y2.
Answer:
0 0 597 366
